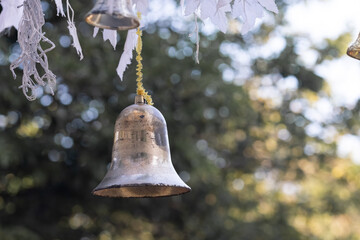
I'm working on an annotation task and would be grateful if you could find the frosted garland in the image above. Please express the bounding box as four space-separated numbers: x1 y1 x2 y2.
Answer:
0 0 278 100
54 0 83 59
0 0 24 33
10 0 56 101
65 0 83 60
182 0 278 34
116 29 138 80
93 28 118 50
54 0 65 17
115 0 278 80
231 0 278 34
103 30 118 50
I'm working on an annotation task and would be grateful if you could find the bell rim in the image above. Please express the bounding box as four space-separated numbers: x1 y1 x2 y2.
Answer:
85 13 140 30
92 183 191 198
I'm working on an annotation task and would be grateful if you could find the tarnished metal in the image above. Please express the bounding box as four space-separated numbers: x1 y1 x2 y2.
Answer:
85 0 139 30
92 95 191 198
347 33 360 60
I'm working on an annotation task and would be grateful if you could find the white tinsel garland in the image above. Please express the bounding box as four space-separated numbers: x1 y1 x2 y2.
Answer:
10 0 56 101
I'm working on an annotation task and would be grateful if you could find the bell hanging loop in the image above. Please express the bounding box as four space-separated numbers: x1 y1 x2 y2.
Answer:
85 0 140 30
93 95 191 198
347 32 360 60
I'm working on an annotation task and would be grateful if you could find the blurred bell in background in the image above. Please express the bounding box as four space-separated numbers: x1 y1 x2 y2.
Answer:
85 0 140 30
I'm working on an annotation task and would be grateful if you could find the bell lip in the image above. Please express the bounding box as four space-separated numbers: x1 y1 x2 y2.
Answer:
85 12 140 31
92 183 191 198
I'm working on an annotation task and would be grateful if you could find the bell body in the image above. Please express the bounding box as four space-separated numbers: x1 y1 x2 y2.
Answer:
347 32 360 60
85 0 140 30
93 96 191 198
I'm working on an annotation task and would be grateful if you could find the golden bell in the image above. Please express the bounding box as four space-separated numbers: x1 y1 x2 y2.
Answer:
347 32 360 60
93 95 191 198
85 0 140 30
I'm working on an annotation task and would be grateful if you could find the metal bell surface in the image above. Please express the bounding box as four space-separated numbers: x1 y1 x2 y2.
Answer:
347 33 360 60
93 96 191 198
85 0 140 30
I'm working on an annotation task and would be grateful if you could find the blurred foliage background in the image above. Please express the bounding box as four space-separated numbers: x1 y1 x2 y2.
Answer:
1 0 360 239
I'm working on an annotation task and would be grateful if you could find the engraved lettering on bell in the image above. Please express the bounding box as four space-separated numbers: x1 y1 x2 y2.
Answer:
92 95 191 198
